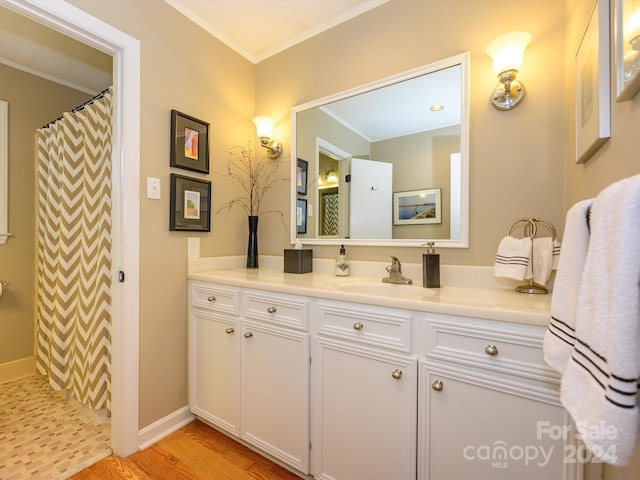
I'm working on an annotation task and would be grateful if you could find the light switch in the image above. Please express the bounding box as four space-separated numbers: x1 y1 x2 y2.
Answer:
187 237 200 259
308 204 313 217
146 177 161 200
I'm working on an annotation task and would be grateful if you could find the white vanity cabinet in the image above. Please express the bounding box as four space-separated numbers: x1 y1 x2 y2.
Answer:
311 300 418 480
418 314 580 480
189 282 310 474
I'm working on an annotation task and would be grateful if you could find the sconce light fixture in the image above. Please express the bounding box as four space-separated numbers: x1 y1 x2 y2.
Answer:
252 116 282 159
486 31 532 111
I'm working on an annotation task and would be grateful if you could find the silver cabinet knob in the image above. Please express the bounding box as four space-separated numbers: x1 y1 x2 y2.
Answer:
244 331 253 339
391 369 403 380
207 295 216 302
353 322 364 330
432 380 444 392
485 344 499 356
267 306 277 314
225 327 235 334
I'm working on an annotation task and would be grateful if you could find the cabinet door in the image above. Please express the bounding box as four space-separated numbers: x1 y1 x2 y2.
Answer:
190 310 240 436
241 322 310 473
312 338 417 480
418 359 579 480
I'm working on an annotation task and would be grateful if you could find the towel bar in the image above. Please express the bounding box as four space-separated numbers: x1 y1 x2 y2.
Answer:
507 217 557 294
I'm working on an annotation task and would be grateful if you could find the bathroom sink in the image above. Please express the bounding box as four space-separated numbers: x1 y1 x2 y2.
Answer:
336 281 436 299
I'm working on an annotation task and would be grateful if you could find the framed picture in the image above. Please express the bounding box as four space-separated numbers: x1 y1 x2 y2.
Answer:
170 173 211 231
614 0 640 101
393 188 441 225
296 198 307 234
170 110 210 173
296 158 308 195
574 0 610 164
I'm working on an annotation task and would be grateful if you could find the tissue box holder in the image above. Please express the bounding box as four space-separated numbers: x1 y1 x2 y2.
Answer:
284 249 313 274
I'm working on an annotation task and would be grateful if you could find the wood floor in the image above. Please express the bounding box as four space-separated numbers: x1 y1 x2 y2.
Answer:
70 419 303 480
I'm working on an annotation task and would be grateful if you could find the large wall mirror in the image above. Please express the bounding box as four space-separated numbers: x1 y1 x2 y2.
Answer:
290 52 469 248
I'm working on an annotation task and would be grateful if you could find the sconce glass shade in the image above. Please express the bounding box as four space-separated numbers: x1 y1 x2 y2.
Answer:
252 115 282 159
486 31 532 110
253 116 274 140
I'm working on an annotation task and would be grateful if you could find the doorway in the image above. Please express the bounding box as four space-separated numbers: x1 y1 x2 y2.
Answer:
3 0 140 457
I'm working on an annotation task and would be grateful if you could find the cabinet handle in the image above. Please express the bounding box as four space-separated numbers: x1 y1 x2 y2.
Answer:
353 322 364 330
485 344 499 356
244 331 253 339
432 380 444 392
267 306 277 314
391 369 403 380
225 327 235 334
207 295 216 302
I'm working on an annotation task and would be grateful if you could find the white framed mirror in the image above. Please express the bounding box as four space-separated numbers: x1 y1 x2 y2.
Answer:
0 100 9 245
290 52 469 248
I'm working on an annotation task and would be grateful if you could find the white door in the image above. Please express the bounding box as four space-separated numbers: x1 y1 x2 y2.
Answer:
349 158 392 238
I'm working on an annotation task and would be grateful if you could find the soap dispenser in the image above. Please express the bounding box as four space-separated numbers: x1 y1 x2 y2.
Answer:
335 244 350 276
422 242 440 288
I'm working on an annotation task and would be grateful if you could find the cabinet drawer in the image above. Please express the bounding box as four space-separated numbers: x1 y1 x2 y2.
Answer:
191 282 240 316
243 290 309 331
317 301 411 352
426 317 558 382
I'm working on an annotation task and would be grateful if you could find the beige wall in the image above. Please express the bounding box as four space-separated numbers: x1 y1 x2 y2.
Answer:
565 1 640 204
0 64 90 365
68 0 255 428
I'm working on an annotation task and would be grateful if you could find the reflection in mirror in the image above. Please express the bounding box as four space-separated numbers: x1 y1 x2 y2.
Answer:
291 52 469 248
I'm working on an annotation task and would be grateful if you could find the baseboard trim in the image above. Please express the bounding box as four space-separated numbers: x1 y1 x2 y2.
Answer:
0 356 36 384
137 406 195 451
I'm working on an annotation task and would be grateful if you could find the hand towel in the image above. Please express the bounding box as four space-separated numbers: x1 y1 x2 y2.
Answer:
532 236 554 286
543 199 593 373
552 238 561 270
494 235 532 281
560 174 640 466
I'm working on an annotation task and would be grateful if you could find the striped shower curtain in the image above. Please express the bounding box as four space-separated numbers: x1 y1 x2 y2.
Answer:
35 88 113 411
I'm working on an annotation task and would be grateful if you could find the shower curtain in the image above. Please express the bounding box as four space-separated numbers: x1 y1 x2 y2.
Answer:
35 87 113 411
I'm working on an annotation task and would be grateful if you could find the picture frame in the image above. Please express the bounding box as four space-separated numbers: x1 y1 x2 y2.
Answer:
170 173 211 231
296 158 308 195
296 198 307 234
170 110 210 173
614 0 640 101
393 188 441 226
574 0 610 164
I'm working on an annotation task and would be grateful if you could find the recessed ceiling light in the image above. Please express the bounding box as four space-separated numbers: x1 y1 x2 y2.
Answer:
430 105 445 112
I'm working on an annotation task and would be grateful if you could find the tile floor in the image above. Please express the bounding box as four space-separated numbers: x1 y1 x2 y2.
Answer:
0 374 111 479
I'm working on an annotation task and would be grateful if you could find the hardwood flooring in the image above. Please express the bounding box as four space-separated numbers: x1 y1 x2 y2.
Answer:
69 420 303 480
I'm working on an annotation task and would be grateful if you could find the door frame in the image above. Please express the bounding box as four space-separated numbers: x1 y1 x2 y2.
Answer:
4 0 141 456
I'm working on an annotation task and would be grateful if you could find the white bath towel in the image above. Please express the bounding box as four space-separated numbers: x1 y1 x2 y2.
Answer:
543 199 593 373
560 175 640 466
494 235 532 281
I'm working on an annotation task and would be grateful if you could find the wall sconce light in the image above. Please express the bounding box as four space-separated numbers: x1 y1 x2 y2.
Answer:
486 31 532 110
252 116 282 159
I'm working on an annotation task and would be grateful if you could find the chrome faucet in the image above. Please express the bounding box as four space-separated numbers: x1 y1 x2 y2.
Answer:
382 256 413 285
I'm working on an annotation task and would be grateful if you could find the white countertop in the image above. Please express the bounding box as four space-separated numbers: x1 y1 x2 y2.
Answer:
188 265 552 327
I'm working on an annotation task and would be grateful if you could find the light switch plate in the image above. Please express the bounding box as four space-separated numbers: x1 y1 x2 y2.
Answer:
146 177 161 199
187 237 200 259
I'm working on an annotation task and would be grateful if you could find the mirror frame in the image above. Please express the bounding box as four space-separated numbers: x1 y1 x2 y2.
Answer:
290 52 469 248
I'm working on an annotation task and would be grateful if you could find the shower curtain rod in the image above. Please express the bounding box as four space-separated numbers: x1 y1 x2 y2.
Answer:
41 87 111 129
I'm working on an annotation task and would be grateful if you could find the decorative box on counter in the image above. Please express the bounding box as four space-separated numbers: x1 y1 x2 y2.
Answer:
284 247 313 274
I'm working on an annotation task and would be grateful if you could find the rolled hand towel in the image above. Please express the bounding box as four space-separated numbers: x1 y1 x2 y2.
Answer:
494 235 532 281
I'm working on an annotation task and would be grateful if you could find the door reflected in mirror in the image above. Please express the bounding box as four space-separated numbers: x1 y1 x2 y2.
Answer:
291 53 469 248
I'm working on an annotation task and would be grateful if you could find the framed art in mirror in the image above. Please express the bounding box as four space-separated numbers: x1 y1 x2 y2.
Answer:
393 188 441 226
575 0 610 164
297 158 308 195
297 198 307 234
170 110 209 173
170 173 211 231
614 0 640 101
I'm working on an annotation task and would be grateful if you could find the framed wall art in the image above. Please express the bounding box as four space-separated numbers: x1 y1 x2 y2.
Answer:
296 198 307 234
393 188 441 225
575 0 610 164
614 0 640 101
296 158 308 195
170 110 210 173
170 173 211 231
